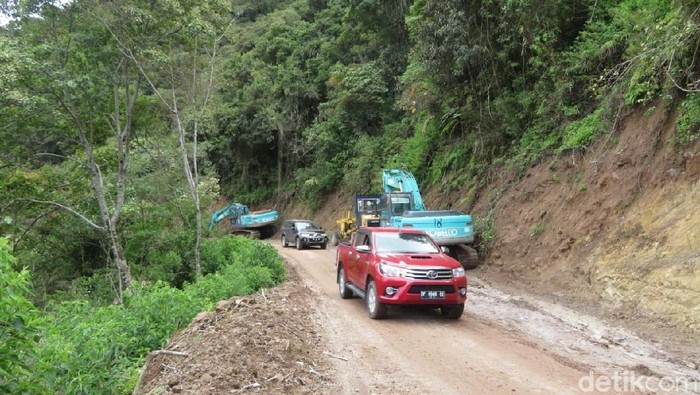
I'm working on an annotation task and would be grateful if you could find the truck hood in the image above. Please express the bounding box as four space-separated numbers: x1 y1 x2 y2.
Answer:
376 253 460 269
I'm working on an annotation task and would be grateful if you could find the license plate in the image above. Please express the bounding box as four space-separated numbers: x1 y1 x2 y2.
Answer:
420 290 445 299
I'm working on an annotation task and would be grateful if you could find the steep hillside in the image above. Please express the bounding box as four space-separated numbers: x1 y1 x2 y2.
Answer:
283 102 700 357
466 102 700 351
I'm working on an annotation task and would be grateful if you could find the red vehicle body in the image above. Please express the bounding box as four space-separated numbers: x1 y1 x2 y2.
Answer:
335 227 468 319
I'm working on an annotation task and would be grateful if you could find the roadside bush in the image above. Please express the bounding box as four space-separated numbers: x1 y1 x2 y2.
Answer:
676 93 700 146
0 238 45 394
559 110 603 152
30 236 285 394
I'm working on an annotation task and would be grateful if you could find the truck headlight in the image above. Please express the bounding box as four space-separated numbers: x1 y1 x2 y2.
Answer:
379 263 405 278
452 267 465 278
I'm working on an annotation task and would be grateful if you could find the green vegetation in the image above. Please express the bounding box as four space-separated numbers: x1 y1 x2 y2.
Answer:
0 239 43 394
676 93 700 146
474 211 496 254
560 110 604 152
1 236 285 394
2 0 700 392
530 223 545 237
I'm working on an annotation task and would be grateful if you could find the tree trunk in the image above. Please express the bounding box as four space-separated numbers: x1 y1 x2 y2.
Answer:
277 125 285 201
174 105 202 278
64 86 134 297
109 229 132 291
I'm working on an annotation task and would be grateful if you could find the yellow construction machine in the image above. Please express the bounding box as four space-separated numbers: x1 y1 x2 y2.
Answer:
329 195 382 246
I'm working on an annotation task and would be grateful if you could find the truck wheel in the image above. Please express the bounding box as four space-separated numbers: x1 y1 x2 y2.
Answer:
296 237 303 250
281 234 288 247
440 303 464 319
330 231 340 246
321 243 327 250
338 267 353 299
366 280 387 319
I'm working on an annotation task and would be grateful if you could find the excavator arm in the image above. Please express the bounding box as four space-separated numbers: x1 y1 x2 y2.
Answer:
382 169 425 211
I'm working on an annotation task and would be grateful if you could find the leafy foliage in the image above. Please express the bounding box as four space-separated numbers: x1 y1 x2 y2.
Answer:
676 93 700 146
29 237 284 394
560 110 604 151
0 238 45 394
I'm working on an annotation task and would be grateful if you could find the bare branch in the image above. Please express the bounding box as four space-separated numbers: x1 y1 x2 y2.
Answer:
95 16 175 113
667 47 700 93
21 199 105 231
199 17 237 114
11 207 60 251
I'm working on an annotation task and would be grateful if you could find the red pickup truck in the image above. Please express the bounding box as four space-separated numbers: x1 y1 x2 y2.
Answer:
335 227 468 319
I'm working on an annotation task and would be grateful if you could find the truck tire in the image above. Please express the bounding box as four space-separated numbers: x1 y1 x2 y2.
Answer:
321 243 327 250
330 231 340 246
440 303 464 319
338 266 353 299
281 234 288 247
296 237 304 250
366 280 387 319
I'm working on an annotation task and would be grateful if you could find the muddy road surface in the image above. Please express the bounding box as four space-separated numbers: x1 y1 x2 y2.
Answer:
275 243 700 395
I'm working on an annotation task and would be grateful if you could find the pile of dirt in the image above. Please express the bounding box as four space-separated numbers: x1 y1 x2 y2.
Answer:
136 266 333 394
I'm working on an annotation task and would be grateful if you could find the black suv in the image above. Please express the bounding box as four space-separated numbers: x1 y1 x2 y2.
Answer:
280 219 328 250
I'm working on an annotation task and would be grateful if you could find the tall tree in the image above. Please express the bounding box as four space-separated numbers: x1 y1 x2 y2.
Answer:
100 0 233 277
0 1 164 298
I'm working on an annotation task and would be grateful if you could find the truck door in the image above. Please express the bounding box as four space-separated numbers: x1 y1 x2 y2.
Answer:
355 232 372 290
349 231 370 285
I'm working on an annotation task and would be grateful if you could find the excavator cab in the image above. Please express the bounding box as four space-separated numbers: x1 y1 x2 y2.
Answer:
378 193 415 226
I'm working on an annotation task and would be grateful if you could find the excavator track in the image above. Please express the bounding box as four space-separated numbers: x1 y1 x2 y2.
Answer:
231 229 261 239
450 244 480 270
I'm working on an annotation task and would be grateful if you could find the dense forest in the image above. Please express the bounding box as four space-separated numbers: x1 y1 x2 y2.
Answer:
2 0 700 392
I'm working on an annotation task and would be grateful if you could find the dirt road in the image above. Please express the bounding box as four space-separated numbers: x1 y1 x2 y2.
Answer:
275 243 700 395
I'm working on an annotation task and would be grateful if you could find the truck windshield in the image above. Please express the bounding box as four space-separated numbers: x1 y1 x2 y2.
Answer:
374 232 440 254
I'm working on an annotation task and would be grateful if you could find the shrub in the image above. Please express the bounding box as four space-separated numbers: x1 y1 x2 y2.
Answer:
559 110 603 152
30 236 285 394
676 93 700 146
0 238 45 394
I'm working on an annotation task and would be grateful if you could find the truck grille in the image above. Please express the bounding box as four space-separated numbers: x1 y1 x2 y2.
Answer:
408 285 456 294
404 268 453 280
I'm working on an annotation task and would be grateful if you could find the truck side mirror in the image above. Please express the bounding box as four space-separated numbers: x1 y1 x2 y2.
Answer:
356 245 371 253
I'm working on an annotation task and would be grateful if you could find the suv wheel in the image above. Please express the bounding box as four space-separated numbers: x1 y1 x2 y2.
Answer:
338 267 352 299
366 280 387 319
321 243 327 250
281 234 288 247
296 237 303 250
440 303 464 319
